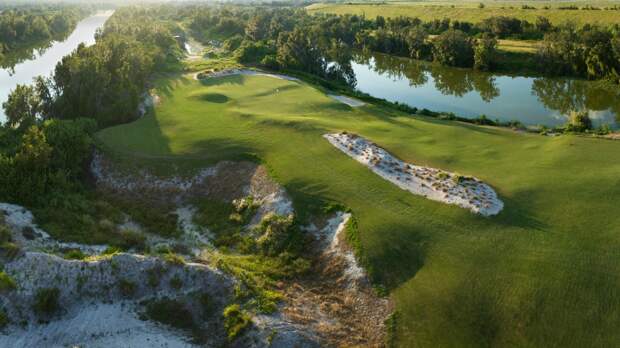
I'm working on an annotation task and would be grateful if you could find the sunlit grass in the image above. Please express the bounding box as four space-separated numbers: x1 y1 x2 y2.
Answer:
99 73 620 347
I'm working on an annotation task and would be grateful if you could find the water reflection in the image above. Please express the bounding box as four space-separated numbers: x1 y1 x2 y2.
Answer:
0 12 113 123
352 51 620 128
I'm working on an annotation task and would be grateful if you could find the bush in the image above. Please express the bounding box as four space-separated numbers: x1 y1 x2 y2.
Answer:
145 298 194 330
63 249 86 260
118 279 136 297
163 252 185 265
0 308 7 328
0 242 20 260
33 288 60 316
0 272 16 292
169 275 183 290
223 304 251 340
256 214 295 256
566 111 592 132
113 229 146 251
0 224 11 243
432 29 474 67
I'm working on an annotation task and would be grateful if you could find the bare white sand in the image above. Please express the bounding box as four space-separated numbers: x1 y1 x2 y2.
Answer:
0 303 198 348
324 133 504 216
327 94 365 107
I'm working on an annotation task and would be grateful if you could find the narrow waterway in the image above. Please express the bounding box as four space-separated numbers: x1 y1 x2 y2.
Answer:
352 52 620 128
0 11 113 123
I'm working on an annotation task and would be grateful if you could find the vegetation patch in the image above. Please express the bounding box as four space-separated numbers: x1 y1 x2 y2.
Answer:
33 288 61 316
223 304 251 340
0 271 16 292
144 297 195 331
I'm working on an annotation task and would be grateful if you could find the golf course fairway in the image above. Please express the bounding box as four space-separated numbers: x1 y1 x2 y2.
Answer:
98 73 620 347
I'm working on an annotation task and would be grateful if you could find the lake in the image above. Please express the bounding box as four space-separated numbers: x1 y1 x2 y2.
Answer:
352 52 620 128
0 11 113 123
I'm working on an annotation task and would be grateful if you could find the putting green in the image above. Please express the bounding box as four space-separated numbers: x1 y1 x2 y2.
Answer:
99 73 620 347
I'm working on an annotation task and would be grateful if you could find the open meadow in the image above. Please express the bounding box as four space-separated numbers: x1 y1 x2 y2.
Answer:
307 1 620 27
98 72 620 347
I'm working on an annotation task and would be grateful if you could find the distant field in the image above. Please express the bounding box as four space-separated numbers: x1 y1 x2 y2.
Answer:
307 1 620 26
99 72 620 347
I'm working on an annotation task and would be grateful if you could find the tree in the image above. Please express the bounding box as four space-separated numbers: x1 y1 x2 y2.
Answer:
29 17 51 40
2 84 41 129
566 110 592 132
276 28 325 75
432 29 474 67
474 33 498 71
407 27 430 60
535 16 552 32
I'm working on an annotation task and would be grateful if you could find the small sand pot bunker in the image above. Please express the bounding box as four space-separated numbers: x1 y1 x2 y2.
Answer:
324 132 504 216
327 94 365 107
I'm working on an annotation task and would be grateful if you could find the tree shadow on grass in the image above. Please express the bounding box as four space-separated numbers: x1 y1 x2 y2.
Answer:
155 74 192 98
284 178 428 292
198 74 245 87
190 92 230 103
491 189 549 232
362 221 428 291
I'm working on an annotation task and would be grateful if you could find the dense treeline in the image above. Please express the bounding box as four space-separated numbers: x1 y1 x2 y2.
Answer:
0 7 183 209
0 5 91 63
188 6 620 82
2 7 183 130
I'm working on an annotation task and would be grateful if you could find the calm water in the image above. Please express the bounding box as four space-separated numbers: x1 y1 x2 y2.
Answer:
0 11 113 123
352 52 620 128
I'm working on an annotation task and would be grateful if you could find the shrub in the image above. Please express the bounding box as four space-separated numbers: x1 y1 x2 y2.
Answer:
0 308 7 328
118 279 136 297
0 242 20 260
169 275 183 290
163 252 185 265
114 229 146 251
63 249 86 260
256 214 295 256
147 266 164 288
0 272 16 292
145 298 194 330
566 111 592 132
223 304 251 340
33 288 60 316
432 29 474 67
0 224 11 243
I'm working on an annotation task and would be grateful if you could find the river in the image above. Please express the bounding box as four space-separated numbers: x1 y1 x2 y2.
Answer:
352 52 620 128
0 11 113 123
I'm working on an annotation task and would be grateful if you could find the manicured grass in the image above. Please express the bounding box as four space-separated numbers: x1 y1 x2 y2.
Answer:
307 1 620 27
98 73 620 347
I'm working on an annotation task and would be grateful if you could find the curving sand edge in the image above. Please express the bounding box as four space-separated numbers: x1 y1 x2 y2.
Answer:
324 132 504 216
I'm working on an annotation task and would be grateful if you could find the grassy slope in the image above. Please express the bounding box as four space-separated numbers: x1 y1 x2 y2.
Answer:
307 2 620 27
98 74 620 347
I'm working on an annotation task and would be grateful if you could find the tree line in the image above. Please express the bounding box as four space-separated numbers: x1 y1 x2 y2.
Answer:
187 6 620 82
0 6 183 208
0 5 91 64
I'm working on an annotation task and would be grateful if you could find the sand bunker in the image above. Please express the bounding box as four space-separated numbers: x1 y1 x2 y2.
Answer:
324 132 504 216
196 69 300 82
327 95 365 107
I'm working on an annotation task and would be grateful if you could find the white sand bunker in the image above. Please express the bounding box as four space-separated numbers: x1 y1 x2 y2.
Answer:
327 94 365 107
196 69 300 82
324 132 504 216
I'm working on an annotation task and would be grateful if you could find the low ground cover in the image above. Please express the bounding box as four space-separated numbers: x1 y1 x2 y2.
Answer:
98 71 620 347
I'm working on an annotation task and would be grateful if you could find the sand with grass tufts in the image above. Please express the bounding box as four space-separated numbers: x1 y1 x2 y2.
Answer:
324 132 504 216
